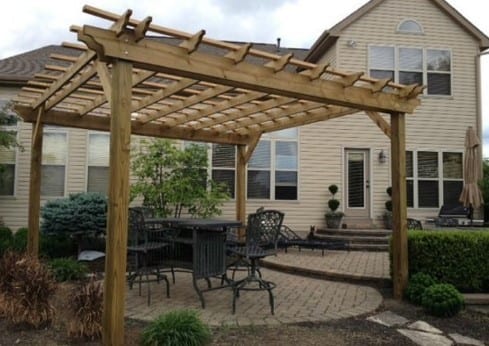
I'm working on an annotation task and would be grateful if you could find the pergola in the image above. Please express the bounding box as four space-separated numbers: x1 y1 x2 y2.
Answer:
13 6 421 345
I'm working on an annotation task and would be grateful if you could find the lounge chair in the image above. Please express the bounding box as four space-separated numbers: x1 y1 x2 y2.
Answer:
278 225 348 256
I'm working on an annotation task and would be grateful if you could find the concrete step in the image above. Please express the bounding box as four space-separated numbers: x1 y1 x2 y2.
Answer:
315 233 390 245
317 228 392 237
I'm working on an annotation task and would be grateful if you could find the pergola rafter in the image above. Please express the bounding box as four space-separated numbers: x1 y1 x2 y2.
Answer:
12 6 421 345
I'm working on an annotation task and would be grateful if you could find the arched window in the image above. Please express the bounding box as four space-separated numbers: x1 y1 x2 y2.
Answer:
398 19 423 34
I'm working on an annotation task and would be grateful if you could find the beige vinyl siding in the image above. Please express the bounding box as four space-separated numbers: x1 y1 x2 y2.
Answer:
332 0 480 223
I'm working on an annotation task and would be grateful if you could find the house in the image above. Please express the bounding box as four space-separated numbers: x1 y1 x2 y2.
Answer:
0 0 488 232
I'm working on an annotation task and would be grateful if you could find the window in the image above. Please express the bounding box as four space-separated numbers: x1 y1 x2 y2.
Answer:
210 128 299 201
212 144 235 198
398 20 423 34
42 132 67 196
405 150 462 208
0 101 17 196
369 46 451 95
87 133 109 194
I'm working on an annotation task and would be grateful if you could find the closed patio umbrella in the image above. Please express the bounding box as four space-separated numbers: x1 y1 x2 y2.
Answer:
459 126 483 222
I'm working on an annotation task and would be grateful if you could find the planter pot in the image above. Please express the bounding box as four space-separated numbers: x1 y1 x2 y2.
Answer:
326 214 343 229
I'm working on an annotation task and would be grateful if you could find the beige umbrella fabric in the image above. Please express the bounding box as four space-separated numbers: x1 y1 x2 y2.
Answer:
459 126 483 208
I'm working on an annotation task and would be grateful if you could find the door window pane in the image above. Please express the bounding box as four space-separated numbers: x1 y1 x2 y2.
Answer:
406 151 413 177
347 153 364 208
407 180 414 208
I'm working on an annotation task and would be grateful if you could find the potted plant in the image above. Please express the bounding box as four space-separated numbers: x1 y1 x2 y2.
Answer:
325 184 344 229
383 187 393 229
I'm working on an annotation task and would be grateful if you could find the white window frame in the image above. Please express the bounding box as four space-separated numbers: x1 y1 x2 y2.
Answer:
41 128 68 197
368 45 452 96
406 149 463 209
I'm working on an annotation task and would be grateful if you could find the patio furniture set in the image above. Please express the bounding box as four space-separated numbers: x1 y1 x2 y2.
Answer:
125 207 348 314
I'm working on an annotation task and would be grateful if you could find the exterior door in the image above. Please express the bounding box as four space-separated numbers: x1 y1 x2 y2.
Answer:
344 149 370 218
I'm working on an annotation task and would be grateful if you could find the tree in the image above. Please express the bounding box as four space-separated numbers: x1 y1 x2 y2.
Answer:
0 102 18 150
131 139 230 218
480 159 489 222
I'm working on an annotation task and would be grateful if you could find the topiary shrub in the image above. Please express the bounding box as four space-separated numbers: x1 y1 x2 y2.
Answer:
405 272 437 305
68 278 103 341
49 258 88 282
41 192 107 235
141 309 211 346
421 283 464 317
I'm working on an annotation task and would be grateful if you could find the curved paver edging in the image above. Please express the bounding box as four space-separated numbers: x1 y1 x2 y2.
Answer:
125 268 384 327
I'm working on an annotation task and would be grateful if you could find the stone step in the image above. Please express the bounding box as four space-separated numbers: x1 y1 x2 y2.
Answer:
317 228 392 237
314 233 390 245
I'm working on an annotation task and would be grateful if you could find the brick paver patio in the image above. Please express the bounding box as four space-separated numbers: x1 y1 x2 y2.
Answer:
125 250 388 326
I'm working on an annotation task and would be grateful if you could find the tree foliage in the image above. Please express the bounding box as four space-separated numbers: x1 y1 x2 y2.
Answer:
0 101 19 150
131 139 230 218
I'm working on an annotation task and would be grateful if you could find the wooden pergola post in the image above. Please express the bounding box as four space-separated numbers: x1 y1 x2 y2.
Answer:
236 144 247 237
27 107 44 257
102 59 132 345
390 112 408 299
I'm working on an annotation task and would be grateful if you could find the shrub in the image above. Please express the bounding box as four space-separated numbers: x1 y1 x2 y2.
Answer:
2 254 57 327
406 231 489 292
41 233 78 259
405 272 437 305
68 278 103 341
12 227 28 252
0 226 13 256
421 283 464 317
0 251 23 316
141 309 211 346
49 258 88 282
41 192 107 235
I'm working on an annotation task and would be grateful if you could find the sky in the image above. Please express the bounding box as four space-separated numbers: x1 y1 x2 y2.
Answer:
1 0 488 154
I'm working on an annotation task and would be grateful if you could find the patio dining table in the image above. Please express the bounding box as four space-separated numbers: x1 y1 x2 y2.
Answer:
144 217 242 308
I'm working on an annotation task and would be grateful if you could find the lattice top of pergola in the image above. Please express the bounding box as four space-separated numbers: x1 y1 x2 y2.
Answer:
14 5 422 146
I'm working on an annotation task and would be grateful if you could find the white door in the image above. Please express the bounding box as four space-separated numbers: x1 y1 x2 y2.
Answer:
344 149 370 218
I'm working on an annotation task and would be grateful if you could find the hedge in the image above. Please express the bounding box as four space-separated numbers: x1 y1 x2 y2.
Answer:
403 230 489 292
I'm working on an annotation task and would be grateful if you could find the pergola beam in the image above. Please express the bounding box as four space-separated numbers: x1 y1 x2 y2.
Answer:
78 25 419 114
16 105 250 145
366 111 391 138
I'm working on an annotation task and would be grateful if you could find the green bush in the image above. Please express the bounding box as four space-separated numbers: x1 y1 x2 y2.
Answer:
48 258 88 282
41 193 107 235
403 231 489 292
405 272 437 305
12 227 28 252
141 309 211 346
421 283 464 317
0 226 13 256
41 233 78 259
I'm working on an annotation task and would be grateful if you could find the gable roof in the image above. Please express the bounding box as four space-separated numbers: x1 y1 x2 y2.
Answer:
0 39 308 85
304 0 489 63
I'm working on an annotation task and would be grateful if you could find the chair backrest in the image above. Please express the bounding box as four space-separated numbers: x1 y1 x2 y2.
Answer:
246 210 284 249
128 208 146 245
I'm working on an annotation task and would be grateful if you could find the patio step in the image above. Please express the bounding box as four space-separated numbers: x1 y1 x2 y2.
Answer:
315 228 391 251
